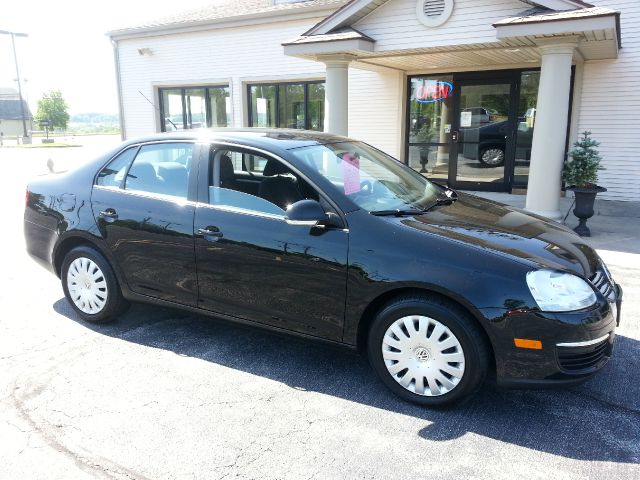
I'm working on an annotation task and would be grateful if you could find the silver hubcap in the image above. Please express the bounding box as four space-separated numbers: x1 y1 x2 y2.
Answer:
482 148 504 166
66 257 108 314
382 316 465 397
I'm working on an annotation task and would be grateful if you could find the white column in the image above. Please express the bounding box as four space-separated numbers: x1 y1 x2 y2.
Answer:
321 55 353 136
525 38 579 220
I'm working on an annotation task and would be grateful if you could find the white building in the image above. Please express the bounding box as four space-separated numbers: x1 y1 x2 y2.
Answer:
108 0 639 217
0 88 33 138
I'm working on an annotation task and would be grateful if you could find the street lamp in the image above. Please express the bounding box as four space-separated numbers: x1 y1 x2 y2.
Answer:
0 30 29 143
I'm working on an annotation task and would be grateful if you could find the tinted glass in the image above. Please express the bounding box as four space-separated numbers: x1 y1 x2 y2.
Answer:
210 150 286 216
307 83 325 131
125 143 194 198
96 147 137 187
250 85 277 127
185 88 207 129
209 86 231 127
455 83 510 185
278 84 305 129
161 89 184 131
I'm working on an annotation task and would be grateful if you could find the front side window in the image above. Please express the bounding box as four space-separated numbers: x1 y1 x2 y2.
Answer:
208 148 318 216
125 143 194 199
248 81 325 131
159 85 230 132
291 142 441 213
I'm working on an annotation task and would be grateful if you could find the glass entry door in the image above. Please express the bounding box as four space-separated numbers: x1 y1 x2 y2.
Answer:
407 70 543 192
450 80 515 191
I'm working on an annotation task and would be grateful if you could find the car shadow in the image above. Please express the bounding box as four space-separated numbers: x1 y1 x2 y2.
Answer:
54 299 640 464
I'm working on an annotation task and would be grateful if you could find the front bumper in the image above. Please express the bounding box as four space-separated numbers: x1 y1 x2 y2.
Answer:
483 284 622 388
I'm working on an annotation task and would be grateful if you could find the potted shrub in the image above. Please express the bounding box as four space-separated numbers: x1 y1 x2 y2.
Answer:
563 131 606 237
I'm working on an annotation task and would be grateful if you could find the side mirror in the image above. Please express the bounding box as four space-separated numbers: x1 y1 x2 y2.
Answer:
285 199 327 226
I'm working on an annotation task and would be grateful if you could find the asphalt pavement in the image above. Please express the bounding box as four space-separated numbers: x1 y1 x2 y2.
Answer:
1 136 638 480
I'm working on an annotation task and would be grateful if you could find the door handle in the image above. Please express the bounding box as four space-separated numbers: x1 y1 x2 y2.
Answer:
99 208 118 222
197 226 223 239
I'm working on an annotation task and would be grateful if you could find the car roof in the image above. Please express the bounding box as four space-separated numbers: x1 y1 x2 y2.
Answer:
123 128 350 152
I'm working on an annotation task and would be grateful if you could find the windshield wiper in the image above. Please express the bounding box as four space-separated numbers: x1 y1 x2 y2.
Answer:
423 195 458 212
370 208 426 216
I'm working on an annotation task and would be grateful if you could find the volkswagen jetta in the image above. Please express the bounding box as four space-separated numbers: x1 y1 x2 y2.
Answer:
24 129 622 406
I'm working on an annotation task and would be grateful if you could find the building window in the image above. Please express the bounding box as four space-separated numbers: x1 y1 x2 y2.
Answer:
248 81 325 131
159 85 231 132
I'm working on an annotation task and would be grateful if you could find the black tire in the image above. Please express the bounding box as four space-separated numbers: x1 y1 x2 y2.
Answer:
367 294 490 407
61 246 129 324
478 147 505 167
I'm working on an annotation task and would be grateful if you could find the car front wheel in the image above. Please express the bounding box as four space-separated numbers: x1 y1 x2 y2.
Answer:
367 295 490 406
61 246 128 324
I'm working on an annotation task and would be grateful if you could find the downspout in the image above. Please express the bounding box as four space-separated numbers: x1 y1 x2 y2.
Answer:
111 39 126 141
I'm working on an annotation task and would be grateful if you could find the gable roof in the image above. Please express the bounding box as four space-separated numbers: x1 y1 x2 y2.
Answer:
108 0 348 38
304 0 594 36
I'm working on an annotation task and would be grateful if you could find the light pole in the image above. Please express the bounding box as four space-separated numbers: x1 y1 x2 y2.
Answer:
0 30 29 143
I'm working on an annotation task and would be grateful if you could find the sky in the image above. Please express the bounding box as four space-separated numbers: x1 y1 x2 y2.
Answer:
0 0 227 116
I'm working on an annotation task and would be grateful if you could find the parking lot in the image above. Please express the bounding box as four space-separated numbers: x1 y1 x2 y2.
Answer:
1 136 639 480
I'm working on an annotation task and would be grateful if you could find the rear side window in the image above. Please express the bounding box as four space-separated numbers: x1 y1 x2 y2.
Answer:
96 147 137 187
125 143 194 199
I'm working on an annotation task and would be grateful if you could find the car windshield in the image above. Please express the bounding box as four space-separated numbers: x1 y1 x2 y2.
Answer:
290 141 442 212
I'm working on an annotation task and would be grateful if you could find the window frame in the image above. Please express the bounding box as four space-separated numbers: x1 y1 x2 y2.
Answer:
158 85 231 132
94 140 199 203
198 142 345 226
247 80 325 131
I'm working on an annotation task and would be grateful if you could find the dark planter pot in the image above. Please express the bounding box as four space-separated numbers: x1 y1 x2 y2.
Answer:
568 185 607 237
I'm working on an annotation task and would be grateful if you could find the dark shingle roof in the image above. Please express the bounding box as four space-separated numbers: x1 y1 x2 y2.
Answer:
0 99 32 121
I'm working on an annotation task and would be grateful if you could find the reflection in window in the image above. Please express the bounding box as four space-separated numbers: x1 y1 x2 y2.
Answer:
408 75 454 177
514 71 540 186
161 89 184 132
97 147 138 187
248 81 325 131
159 86 230 131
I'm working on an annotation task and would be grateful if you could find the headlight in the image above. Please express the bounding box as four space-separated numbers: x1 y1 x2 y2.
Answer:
526 270 597 312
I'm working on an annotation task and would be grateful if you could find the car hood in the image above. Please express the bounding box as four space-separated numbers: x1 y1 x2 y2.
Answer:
393 193 599 278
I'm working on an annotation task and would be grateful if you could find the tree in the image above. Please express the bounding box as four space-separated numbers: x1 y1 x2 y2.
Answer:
563 131 604 188
35 90 70 130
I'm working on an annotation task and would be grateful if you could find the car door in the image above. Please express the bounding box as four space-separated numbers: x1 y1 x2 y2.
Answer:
193 145 349 341
91 141 199 306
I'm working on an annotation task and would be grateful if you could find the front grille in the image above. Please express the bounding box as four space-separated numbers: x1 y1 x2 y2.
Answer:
557 338 611 373
590 266 616 302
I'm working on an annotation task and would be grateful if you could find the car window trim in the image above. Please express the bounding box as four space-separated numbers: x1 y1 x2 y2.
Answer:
206 141 348 228
93 184 196 206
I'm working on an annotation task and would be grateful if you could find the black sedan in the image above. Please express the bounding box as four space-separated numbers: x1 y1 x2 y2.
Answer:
24 129 622 406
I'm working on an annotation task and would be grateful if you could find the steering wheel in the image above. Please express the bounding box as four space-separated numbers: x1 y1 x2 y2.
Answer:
360 180 373 195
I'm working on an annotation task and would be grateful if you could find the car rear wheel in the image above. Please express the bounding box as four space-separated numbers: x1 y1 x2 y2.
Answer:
61 246 128 324
479 147 505 167
367 295 490 406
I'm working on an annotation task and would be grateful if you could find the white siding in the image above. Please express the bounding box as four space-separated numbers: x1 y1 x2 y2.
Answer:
354 0 531 51
577 0 640 201
117 18 328 139
348 68 404 157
